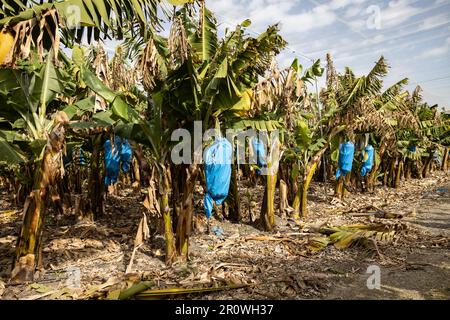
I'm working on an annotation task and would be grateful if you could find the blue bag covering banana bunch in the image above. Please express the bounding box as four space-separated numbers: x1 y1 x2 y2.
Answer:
336 142 355 179
204 138 233 219
252 137 267 175
104 136 133 185
120 139 133 173
360 145 374 177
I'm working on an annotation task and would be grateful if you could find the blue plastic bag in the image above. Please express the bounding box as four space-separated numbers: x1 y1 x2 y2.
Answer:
360 145 374 177
104 136 133 185
121 139 133 173
252 137 267 175
408 145 417 153
252 137 267 167
336 142 355 179
204 138 233 219
104 137 122 185
78 148 86 166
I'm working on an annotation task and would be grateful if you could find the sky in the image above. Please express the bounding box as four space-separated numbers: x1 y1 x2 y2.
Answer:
204 0 450 109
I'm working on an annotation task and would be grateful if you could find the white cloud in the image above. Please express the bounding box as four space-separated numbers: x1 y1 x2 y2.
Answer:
417 37 450 58
345 5 362 18
380 0 423 29
328 0 368 10
209 0 336 35
345 0 424 32
417 12 449 31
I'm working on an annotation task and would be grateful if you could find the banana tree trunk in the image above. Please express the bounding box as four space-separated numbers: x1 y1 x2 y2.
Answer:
294 147 327 218
132 156 141 190
160 165 175 265
422 154 433 178
174 164 198 260
368 145 384 191
279 179 289 218
394 158 403 188
388 158 396 187
225 164 240 222
261 173 277 231
404 160 412 180
260 138 281 231
343 173 352 197
289 164 299 205
335 175 344 199
293 162 318 219
88 139 104 220
441 148 448 171
11 115 68 283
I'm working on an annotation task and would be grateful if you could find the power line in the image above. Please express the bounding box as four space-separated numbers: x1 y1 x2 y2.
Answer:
412 75 450 85
332 32 450 64
277 0 450 61
304 20 450 58
305 0 368 40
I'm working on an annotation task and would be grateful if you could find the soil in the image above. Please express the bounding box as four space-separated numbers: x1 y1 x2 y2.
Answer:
0 171 449 300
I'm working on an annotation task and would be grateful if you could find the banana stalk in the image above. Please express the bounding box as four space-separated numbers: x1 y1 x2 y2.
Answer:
442 148 448 171
160 166 175 265
293 162 318 219
394 158 403 188
225 164 240 222
135 284 249 300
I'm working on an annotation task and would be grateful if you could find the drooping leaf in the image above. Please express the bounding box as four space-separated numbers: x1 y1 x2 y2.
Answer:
0 139 25 164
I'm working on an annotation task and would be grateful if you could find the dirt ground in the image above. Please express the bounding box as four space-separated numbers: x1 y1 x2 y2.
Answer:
0 171 449 300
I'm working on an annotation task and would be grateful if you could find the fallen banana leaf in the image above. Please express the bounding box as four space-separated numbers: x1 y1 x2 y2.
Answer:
30 283 54 294
106 288 122 300
118 281 154 300
134 284 249 300
0 210 18 216
308 223 402 251
81 277 121 299
306 236 330 252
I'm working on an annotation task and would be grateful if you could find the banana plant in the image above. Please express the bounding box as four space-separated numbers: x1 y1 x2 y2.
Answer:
247 58 328 222
97 3 287 260
0 52 74 283
0 52 66 161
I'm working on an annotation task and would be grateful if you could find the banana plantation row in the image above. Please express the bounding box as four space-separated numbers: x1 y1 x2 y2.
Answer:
0 0 448 283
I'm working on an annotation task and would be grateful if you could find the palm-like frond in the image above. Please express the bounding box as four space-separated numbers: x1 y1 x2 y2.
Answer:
343 56 388 108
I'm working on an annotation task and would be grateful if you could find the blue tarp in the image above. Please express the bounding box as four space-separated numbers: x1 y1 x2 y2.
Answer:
104 136 133 185
204 138 233 219
360 145 374 177
252 137 267 175
336 141 355 179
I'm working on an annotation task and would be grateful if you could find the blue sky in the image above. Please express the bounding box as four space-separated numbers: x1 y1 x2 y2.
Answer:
206 0 450 109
